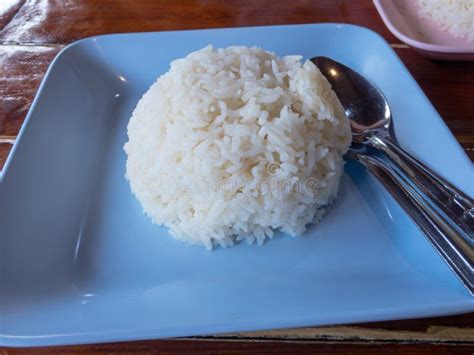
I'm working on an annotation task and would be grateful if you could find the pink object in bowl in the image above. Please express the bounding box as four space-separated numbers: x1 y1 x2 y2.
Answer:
373 0 474 60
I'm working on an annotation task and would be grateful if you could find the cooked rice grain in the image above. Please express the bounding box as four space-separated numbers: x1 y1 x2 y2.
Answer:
417 0 474 41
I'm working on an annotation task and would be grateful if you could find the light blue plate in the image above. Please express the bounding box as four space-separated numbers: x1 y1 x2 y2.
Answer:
0 24 472 347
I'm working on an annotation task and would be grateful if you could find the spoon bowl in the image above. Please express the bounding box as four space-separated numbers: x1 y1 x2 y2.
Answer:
311 57 392 142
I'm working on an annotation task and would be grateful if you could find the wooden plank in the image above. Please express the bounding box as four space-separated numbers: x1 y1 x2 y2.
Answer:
351 313 474 332
1 339 473 354
0 0 25 30
205 313 474 343
0 0 400 45
217 324 474 343
0 142 12 169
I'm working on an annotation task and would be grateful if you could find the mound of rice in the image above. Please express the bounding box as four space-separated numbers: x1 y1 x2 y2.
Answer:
417 0 474 42
124 45 351 250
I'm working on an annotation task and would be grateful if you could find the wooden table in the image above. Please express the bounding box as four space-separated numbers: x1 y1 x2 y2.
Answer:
0 1 472 353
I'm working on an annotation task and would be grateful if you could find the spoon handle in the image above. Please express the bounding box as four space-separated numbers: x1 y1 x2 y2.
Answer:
367 135 474 241
349 150 473 295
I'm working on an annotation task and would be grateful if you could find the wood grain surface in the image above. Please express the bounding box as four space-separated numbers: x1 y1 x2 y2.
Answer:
0 0 473 353
2 340 474 355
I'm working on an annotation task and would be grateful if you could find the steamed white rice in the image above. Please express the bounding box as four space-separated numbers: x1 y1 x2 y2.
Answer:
124 45 351 249
417 0 474 42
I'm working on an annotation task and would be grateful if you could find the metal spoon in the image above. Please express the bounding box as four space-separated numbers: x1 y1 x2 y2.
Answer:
311 57 474 240
348 145 473 294
311 57 473 293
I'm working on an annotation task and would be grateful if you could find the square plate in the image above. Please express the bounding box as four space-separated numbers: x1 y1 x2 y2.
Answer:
0 24 473 347
374 0 474 60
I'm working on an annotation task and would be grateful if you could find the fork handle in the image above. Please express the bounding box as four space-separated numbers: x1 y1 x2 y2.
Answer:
367 135 474 242
350 151 473 295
